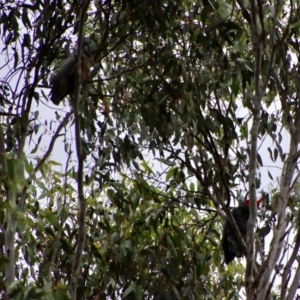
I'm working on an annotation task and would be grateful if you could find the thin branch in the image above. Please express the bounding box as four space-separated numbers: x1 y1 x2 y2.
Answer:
69 0 91 299
255 138 300 299
5 30 36 293
280 209 300 299
267 245 289 299
288 169 300 194
34 116 71 171
236 0 251 24
265 51 295 135
0 121 7 173
47 149 72 282
245 0 263 295
255 234 265 265
286 259 300 300
19 111 72 208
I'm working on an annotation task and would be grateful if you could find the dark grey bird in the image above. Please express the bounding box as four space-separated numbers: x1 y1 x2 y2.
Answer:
222 198 263 264
50 38 96 105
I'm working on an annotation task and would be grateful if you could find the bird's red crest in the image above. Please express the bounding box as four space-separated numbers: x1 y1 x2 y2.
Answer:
244 198 263 208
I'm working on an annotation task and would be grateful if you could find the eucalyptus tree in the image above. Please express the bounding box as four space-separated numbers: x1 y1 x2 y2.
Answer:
0 0 299 299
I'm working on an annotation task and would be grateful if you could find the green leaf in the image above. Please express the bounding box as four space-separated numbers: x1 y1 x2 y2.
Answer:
122 282 136 298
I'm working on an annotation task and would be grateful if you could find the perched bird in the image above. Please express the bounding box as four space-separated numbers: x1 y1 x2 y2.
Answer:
222 198 263 264
50 38 96 105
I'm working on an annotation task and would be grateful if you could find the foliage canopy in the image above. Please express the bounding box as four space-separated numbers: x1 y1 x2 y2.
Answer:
1 0 300 299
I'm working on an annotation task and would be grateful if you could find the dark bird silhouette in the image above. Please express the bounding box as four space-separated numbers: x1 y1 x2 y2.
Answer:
50 38 95 105
222 198 263 264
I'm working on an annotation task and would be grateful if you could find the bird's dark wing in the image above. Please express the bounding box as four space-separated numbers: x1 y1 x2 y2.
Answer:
50 38 96 106
222 219 240 264
231 206 249 237
50 55 76 105
222 206 250 264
